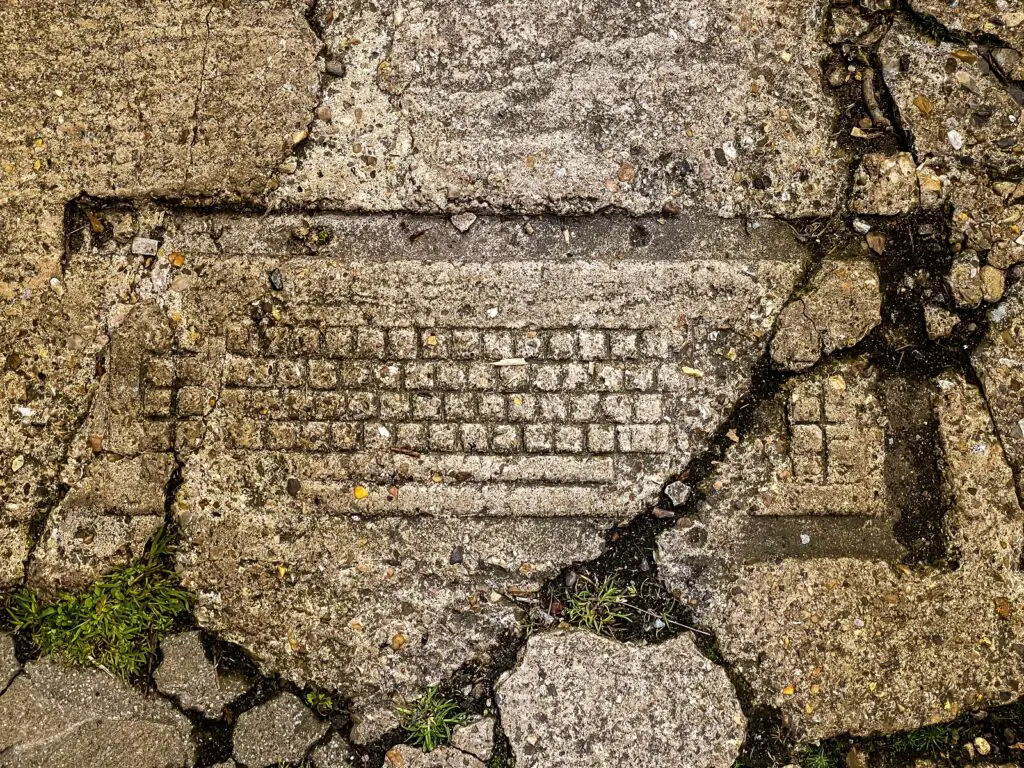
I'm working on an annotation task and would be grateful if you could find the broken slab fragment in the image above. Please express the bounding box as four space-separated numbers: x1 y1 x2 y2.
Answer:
0 659 195 767
50 208 803 741
1 632 19 689
280 0 847 217
383 719 492 767
973 277 1024 498
496 631 745 768
311 731 357 768
770 257 881 371
850 153 920 216
923 304 961 340
233 693 329 768
154 631 250 718
879 19 1023 176
950 176 1024 272
659 364 1024 740
0 0 319 202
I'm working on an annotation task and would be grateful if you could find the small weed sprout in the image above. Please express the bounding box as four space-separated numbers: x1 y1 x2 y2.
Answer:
305 689 334 715
889 724 953 753
564 575 635 636
398 686 466 752
4 527 190 679
799 745 837 768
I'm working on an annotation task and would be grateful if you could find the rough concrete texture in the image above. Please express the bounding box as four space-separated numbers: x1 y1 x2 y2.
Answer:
850 153 920 216
311 731 357 768
497 631 745 768
659 367 1024 739
0 632 19 690
37 207 801 739
278 0 848 218
154 631 250 718
383 719 492 767
233 692 329 768
973 274 1024 498
879 19 1023 177
908 0 1024 78
770 256 882 371
0 0 319 589
0 659 195 767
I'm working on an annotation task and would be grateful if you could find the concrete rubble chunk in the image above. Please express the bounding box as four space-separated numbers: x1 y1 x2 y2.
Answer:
659 360 1024 740
279 0 847 217
496 631 745 768
770 258 882 371
879 19 1022 176
1 632 20 690
950 175 1024 272
311 731 357 768
233 693 329 768
973 278 1024 499
383 719 493 767
0 659 195 767
850 153 920 216
47 208 803 741
949 252 985 308
154 631 250 718
924 304 961 340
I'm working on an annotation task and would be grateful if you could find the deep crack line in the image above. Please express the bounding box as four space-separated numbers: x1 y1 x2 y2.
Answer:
182 8 214 195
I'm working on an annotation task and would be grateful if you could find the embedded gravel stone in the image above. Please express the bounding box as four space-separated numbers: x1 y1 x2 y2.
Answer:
0 659 195 768
659 363 1024 740
49 208 803 741
233 693 329 768
279 0 847 217
154 631 250 718
770 256 882 371
496 631 745 768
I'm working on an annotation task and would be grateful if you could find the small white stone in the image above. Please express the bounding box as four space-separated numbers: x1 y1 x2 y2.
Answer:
948 129 965 150
450 213 477 232
131 237 159 256
852 219 871 234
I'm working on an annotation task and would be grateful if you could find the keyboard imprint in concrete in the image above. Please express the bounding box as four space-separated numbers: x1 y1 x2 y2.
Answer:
53 205 806 738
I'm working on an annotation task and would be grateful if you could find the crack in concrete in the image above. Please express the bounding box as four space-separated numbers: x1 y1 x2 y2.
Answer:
182 8 214 195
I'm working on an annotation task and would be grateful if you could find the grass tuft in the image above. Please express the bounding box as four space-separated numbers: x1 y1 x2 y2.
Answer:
800 745 839 768
398 686 467 752
4 527 190 679
887 723 953 753
563 575 635 636
305 688 334 715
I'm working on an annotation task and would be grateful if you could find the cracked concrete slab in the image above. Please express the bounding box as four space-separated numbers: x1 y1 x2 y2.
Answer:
0 658 196 768
49 206 803 740
879 18 1023 177
277 0 848 218
659 365 1024 740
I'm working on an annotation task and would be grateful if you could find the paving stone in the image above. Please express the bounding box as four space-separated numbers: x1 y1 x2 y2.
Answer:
233 693 329 768
311 731 357 768
0 632 19 690
659 363 1024 740
44 207 801 740
0 0 319 204
154 631 250 718
770 257 881 371
973 276 1024 499
496 631 745 768
879 19 1023 177
0 659 195 767
279 0 847 218
383 719 492 767
850 153 920 216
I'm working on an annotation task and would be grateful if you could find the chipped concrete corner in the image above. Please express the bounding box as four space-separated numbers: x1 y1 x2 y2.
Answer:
1 0 1024 766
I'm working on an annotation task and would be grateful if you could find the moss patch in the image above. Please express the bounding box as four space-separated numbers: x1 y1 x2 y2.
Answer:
4 527 190 679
